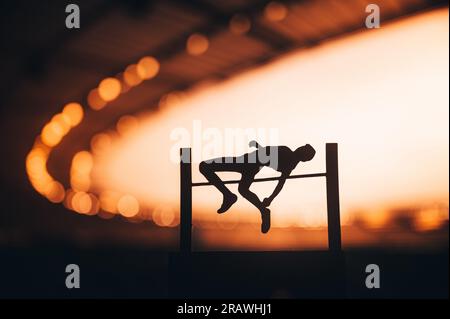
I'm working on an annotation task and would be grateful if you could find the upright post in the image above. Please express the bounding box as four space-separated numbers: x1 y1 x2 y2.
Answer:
180 148 192 254
325 143 342 252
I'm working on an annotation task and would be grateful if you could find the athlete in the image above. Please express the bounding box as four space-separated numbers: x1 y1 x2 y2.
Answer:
199 141 316 233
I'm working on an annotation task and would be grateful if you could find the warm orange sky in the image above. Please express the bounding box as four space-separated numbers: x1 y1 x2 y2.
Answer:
92 9 449 228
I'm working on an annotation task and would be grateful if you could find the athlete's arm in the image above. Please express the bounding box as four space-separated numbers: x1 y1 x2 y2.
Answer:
262 171 290 207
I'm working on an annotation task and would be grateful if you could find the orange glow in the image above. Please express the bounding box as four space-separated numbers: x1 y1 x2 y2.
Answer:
29 173 53 195
414 206 448 231
98 78 121 102
264 2 288 22
51 114 71 135
117 195 140 217
230 14 251 35
159 91 185 108
112 72 131 94
124 65 143 87
72 191 92 214
91 133 112 154
63 189 76 210
92 10 449 230
360 210 391 229
62 102 83 127
26 67 85 205
137 56 160 80
41 121 64 147
30 177 53 195
99 190 120 213
116 115 138 135
153 206 178 227
70 172 90 192
88 194 100 215
186 34 209 56
72 151 93 174
71 151 93 192
26 148 48 179
88 89 107 110
44 181 65 203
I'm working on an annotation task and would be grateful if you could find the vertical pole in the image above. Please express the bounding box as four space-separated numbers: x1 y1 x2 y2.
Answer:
326 143 342 252
180 148 192 254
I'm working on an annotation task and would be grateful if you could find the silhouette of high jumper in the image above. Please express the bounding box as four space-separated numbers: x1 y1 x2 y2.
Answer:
179 143 341 252
199 141 316 233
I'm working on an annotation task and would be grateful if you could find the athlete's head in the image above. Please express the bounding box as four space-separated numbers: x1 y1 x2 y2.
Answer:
295 144 316 162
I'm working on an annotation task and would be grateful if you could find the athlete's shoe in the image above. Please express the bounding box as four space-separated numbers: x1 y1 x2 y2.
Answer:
217 193 238 214
260 208 271 234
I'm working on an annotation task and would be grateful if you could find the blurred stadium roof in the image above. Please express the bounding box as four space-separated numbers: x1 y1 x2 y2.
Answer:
0 0 447 227
3 0 448 179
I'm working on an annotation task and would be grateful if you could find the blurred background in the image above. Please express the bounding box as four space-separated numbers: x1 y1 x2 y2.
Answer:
0 0 448 298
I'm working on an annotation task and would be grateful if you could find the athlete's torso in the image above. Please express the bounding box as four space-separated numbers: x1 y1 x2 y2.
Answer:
251 146 298 174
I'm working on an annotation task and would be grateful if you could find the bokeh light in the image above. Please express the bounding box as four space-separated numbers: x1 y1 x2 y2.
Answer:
87 89 107 110
414 206 448 231
116 115 139 135
117 194 140 217
230 14 251 35
41 122 64 147
91 133 112 154
186 34 209 56
153 206 178 227
137 56 160 80
99 190 121 213
51 113 71 135
264 2 288 22
44 180 65 203
124 64 143 87
98 77 121 102
62 102 84 127
72 191 92 214
70 151 93 192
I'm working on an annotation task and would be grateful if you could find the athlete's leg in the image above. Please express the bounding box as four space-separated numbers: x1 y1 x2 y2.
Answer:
199 157 236 196
237 168 263 210
260 208 271 234
199 157 239 213
238 168 271 233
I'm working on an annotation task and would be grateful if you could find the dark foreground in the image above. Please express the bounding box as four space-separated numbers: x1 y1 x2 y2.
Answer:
0 246 447 299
